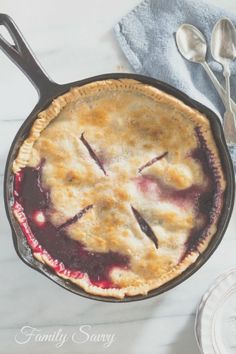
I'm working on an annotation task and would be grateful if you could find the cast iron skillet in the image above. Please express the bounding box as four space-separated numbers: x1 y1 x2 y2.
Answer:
1 13 235 302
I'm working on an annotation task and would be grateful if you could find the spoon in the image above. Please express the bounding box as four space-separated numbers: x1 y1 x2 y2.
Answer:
211 18 236 144
176 24 236 116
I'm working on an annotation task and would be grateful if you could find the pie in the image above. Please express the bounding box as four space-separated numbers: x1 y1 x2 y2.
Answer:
12 79 226 299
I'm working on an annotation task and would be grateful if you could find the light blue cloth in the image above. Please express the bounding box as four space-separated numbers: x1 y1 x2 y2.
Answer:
114 0 236 115
114 0 236 168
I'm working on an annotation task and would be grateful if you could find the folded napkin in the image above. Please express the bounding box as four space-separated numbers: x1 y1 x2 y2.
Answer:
114 0 236 168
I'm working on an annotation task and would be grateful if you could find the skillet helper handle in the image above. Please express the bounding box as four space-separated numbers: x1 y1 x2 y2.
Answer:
0 13 57 97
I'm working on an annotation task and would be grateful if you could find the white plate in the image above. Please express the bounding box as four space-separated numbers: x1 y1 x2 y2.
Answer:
195 269 236 349
195 268 236 354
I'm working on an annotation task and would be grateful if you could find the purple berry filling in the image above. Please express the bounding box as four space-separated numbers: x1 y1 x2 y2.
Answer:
13 125 224 283
14 165 129 286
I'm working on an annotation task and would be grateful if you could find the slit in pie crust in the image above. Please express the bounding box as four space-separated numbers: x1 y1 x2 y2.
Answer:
12 79 226 299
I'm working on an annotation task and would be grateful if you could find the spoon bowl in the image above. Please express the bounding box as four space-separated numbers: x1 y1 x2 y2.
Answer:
176 24 207 63
211 18 236 67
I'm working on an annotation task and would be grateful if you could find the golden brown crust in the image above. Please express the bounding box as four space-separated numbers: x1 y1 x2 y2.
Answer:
13 79 212 173
12 79 226 298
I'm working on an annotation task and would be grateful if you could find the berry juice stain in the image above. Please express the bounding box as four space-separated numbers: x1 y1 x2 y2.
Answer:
13 164 129 287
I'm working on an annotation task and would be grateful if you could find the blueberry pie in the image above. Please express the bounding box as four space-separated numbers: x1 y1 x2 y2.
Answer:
12 79 226 298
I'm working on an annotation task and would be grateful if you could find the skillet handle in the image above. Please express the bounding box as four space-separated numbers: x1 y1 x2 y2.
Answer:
0 13 59 97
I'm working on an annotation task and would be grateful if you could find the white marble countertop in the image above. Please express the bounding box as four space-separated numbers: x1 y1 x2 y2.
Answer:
0 0 236 353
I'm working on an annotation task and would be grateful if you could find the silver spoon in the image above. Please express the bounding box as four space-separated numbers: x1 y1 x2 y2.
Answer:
176 24 236 115
211 18 236 144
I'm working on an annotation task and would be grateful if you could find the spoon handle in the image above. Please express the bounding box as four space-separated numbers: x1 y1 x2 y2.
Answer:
223 110 236 144
202 63 236 146
223 69 236 144
201 62 236 115
224 69 233 111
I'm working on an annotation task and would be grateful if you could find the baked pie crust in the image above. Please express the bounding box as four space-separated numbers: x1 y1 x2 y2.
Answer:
12 79 226 298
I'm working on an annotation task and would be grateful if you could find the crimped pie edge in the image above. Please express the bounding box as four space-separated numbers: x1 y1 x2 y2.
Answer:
12 79 226 298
